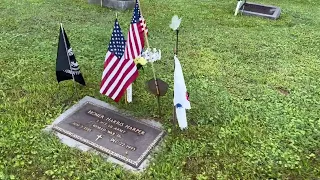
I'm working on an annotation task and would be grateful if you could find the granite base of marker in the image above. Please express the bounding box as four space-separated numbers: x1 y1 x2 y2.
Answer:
43 96 165 172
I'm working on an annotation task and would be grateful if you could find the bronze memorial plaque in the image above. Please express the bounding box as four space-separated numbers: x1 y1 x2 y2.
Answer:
52 102 165 168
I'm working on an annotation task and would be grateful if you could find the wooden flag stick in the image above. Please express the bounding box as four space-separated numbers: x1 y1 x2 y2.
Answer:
125 90 128 105
137 0 161 116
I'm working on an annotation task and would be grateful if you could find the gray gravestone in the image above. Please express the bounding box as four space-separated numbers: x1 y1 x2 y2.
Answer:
88 0 135 10
44 96 165 171
238 1 281 20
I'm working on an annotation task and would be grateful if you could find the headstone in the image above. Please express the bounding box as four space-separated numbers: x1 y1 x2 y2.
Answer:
235 1 281 20
88 0 135 10
44 96 165 171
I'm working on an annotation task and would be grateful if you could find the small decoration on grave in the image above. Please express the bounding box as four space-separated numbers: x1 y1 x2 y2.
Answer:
132 47 162 71
134 56 147 70
169 15 182 31
142 48 162 63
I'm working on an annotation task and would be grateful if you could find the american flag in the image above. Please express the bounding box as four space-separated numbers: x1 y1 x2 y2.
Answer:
124 0 147 60
99 19 138 102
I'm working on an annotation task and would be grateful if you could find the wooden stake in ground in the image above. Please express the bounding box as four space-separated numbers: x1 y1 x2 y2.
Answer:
138 0 168 116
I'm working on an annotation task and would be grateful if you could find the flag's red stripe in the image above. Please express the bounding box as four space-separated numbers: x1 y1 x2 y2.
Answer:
108 62 136 98
139 25 145 49
132 24 140 58
137 23 144 54
128 26 136 59
132 25 140 58
114 70 139 102
135 24 144 58
102 56 120 94
100 55 114 89
101 59 128 95
124 23 145 61
100 54 119 89
124 29 131 60
137 22 145 51
125 25 134 60
100 55 138 101
103 54 114 69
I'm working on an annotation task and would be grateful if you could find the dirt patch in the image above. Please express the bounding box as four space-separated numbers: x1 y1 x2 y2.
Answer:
276 86 290 95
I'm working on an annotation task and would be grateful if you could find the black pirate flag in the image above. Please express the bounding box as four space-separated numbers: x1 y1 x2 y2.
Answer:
56 24 85 86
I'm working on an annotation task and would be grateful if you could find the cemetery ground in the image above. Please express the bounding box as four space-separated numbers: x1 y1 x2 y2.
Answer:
0 0 320 179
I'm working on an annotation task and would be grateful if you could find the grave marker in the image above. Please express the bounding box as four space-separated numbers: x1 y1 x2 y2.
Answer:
88 0 135 10
45 96 165 170
235 0 281 20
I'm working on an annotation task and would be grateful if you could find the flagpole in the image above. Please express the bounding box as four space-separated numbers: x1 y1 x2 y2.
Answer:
137 0 161 116
173 29 179 123
172 19 180 124
115 13 128 105
60 23 78 97
175 30 179 55
125 92 127 105
115 12 128 105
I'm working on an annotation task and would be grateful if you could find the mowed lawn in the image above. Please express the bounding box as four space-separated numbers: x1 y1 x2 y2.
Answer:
1 0 320 179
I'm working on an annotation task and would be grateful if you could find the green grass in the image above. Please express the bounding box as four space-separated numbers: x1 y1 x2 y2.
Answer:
1 0 320 179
